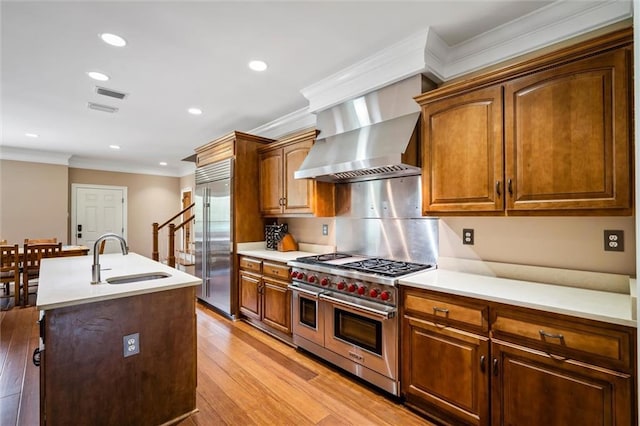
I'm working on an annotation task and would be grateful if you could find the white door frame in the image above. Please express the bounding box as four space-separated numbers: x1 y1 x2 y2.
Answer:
71 183 128 246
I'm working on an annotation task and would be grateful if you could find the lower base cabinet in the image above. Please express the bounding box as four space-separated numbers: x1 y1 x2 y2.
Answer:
400 286 637 426
492 340 633 426
239 256 292 339
403 316 490 425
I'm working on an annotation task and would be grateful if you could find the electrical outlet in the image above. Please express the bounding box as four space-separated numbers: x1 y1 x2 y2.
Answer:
462 228 474 245
604 230 624 252
123 332 140 357
322 224 328 236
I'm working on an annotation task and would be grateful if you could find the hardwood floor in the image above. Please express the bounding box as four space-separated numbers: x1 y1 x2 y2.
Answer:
1 303 433 425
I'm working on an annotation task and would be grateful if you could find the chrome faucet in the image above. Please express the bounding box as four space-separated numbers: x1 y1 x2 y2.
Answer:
91 233 129 284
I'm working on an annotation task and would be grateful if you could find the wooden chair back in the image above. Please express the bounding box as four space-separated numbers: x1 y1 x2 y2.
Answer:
0 244 20 308
22 242 62 305
0 240 7 245
24 238 58 244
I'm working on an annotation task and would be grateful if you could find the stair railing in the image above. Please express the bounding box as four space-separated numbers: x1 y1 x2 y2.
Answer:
153 202 195 267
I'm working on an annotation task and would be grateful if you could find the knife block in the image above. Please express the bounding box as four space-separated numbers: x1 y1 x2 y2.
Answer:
277 233 298 252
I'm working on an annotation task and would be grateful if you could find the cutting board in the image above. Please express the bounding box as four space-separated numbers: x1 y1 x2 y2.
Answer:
277 233 298 252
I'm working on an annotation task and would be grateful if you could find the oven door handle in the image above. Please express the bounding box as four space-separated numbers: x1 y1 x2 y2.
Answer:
287 284 324 300
320 294 396 320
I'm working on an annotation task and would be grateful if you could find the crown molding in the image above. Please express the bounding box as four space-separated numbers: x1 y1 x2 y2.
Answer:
68 156 193 178
300 0 632 114
248 106 317 139
0 146 71 165
301 29 436 113
445 0 633 79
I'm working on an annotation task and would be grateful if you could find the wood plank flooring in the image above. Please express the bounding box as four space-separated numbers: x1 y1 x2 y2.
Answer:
1 303 433 425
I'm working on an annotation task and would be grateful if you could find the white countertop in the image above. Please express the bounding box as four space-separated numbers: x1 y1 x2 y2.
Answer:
400 269 636 328
37 252 201 311
237 241 335 263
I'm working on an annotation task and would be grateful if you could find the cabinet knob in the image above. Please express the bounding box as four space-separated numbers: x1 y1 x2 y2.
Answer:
507 178 513 196
480 355 486 373
495 181 501 197
493 358 499 376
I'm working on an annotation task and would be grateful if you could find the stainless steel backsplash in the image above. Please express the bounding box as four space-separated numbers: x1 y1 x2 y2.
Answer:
335 176 438 265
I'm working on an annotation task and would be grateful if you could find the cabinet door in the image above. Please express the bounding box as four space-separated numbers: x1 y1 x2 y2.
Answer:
402 315 490 425
283 140 314 214
421 85 504 213
504 48 631 212
259 149 283 215
239 271 261 320
491 340 633 426
262 277 291 335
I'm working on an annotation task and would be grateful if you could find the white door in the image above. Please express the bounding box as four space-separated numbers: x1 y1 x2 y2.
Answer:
72 184 127 253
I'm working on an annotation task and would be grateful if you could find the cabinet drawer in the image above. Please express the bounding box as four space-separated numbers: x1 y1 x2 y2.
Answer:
403 289 489 332
239 256 262 273
262 261 290 281
492 308 633 369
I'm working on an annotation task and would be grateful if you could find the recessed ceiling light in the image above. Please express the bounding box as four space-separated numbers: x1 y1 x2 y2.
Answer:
100 33 127 47
248 60 268 71
188 107 202 115
159 162 168 166
87 71 110 81
25 133 39 138
109 144 120 150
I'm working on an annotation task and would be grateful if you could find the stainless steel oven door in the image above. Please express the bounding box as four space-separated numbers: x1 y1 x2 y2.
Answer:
321 292 397 380
289 282 325 347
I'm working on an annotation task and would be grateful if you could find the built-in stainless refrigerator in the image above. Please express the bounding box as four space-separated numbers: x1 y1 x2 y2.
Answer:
195 159 233 316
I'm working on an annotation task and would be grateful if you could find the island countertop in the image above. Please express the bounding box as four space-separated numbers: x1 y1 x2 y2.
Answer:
37 252 201 311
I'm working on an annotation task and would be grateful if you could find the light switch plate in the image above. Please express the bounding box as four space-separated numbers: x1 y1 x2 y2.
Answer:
322 224 328 236
123 332 140 357
604 230 624 252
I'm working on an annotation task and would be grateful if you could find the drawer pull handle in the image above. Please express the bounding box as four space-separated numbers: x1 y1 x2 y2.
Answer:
495 181 501 197
507 178 513 196
492 358 499 376
480 355 486 373
539 330 564 340
433 306 449 314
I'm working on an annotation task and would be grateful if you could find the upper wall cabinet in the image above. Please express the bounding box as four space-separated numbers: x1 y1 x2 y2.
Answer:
416 28 633 216
258 129 335 217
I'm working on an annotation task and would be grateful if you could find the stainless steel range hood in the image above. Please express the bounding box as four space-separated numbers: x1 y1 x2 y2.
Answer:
295 75 434 183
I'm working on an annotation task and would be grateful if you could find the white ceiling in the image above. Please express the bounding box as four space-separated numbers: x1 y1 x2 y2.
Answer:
0 1 617 177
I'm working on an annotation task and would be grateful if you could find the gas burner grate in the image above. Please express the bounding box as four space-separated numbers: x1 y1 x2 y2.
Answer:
340 258 433 278
295 252 353 263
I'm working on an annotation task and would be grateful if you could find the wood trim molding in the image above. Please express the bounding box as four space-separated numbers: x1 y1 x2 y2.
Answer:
300 1 631 114
248 107 317 140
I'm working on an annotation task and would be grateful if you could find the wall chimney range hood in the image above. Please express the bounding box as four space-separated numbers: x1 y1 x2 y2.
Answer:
294 75 433 183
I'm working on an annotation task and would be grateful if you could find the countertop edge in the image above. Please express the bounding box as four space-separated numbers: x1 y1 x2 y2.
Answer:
399 270 636 328
37 279 201 311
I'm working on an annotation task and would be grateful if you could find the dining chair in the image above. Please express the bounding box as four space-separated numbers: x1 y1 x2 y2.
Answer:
22 242 62 306
0 239 7 245
24 237 58 244
0 244 20 310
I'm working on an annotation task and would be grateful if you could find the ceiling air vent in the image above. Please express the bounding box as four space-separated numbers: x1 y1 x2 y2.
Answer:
88 102 119 113
95 86 128 100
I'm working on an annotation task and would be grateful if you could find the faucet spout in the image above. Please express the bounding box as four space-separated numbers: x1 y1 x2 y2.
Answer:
92 233 129 284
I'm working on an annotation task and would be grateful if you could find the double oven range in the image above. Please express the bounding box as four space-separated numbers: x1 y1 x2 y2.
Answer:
288 253 434 396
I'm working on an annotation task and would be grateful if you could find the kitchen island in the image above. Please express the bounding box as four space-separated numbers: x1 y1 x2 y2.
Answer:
36 252 201 426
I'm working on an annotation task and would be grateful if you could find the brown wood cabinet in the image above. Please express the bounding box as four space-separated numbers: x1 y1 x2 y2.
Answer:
40 287 197 425
259 128 335 217
238 256 292 340
402 287 491 425
416 28 633 215
400 285 637 426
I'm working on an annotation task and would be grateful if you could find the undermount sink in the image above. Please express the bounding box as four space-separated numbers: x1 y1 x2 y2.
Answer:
105 271 171 284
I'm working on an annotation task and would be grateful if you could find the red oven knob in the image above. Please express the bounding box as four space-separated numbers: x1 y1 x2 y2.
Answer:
380 291 390 301
297 272 306 281
290 271 298 279
320 277 330 286
308 275 317 284
337 281 346 290
357 286 366 295
369 288 379 298
347 283 356 292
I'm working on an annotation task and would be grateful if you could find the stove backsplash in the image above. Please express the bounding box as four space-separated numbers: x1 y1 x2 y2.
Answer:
335 175 438 265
